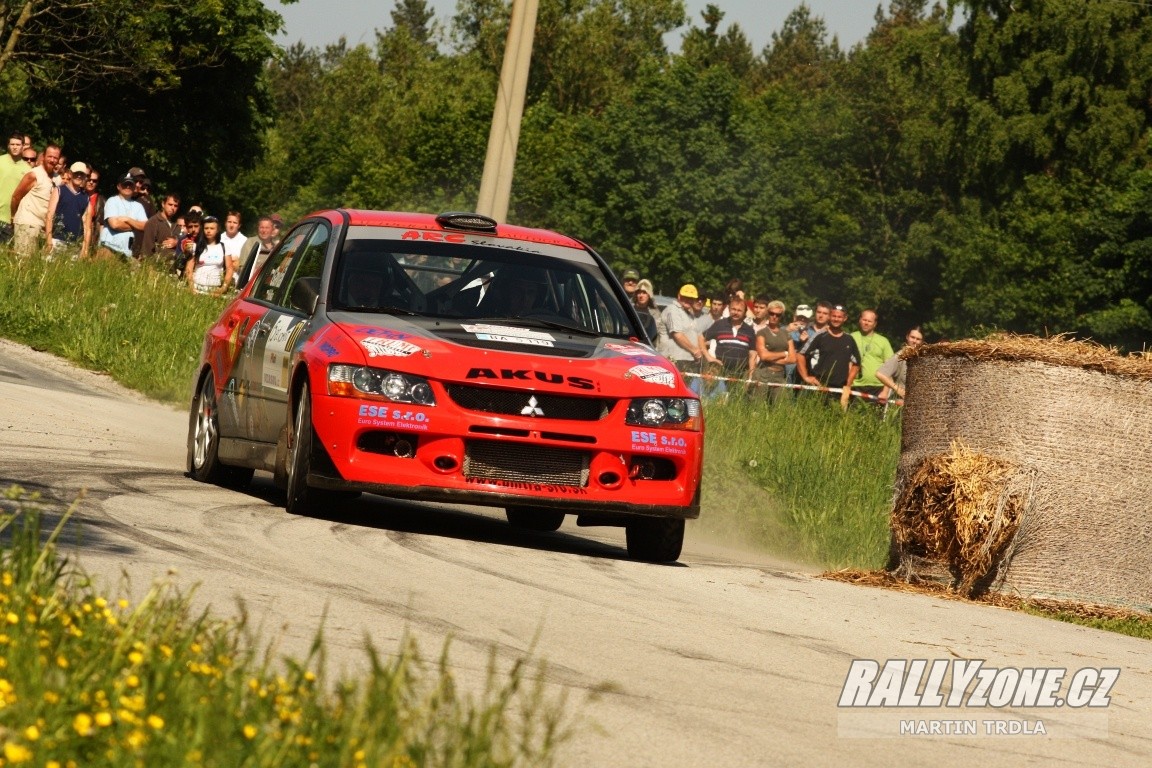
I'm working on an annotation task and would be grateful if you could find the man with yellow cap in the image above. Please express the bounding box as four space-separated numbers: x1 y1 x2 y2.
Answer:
659 283 704 395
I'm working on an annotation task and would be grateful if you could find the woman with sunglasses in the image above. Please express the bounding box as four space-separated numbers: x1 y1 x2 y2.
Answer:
751 299 795 401
187 215 234 297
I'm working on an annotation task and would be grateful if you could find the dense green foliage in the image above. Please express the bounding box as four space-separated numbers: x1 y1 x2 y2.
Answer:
0 488 572 765
8 0 1152 346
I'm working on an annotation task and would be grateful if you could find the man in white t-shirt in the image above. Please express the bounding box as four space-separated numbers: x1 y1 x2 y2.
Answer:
221 210 248 285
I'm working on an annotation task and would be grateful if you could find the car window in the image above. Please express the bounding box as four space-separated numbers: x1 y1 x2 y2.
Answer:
249 224 315 306
281 223 331 310
329 229 637 337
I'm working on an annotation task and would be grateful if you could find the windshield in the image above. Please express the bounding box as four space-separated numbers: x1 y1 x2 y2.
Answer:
330 229 637 337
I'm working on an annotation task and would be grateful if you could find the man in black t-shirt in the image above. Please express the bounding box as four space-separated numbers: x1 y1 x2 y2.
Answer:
797 304 860 409
700 297 757 398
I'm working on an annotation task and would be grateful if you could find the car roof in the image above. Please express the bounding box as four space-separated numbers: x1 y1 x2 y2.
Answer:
305 209 586 250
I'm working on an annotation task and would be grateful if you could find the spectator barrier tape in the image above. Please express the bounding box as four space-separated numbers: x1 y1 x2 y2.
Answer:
680 370 905 407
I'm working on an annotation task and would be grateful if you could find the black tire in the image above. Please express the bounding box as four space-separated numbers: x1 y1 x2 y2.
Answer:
285 381 323 515
625 518 685 562
506 506 565 532
187 371 253 488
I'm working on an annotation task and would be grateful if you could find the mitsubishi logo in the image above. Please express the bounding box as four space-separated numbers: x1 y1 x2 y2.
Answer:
520 395 544 417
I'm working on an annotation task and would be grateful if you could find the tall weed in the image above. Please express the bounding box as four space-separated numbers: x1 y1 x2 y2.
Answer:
701 394 900 568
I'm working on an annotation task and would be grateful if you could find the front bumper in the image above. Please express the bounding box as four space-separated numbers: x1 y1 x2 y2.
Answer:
308 390 703 519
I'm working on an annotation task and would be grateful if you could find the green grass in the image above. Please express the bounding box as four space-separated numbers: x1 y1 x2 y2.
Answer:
0 250 223 403
699 394 900 569
0 488 574 766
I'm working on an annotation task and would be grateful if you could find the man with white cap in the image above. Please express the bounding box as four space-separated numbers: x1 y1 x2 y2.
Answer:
55 161 93 255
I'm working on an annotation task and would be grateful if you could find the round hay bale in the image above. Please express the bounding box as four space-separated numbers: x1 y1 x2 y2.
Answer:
890 334 1152 612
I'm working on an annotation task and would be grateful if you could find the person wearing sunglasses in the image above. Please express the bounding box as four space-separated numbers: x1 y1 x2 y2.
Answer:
752 299 795 401
10 143 62 257
0 131 29 240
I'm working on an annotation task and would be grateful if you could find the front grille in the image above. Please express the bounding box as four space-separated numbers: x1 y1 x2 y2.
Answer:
447 384 613 421
464 440 590 487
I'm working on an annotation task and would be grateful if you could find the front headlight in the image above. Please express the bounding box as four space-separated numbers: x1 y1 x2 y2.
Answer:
328 364 436 405
625 397 701 430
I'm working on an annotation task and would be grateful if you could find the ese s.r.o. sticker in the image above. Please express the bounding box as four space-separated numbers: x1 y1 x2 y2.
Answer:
360 337 421 358
628 364 676 388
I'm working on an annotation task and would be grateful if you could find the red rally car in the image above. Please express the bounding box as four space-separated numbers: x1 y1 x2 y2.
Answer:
187 210 703 562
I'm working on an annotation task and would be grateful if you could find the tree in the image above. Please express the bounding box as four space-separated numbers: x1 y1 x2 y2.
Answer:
16 0 282 215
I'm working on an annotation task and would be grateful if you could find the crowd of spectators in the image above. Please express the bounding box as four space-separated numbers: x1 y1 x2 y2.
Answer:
619 268 924 409
0 132 283 295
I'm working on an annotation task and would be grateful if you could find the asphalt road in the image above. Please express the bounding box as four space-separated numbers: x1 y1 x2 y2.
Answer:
2 338 1150 766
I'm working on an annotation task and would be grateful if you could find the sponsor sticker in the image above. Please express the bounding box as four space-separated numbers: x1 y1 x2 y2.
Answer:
605 343 651 356
630 430 689 455
628 364 676 388
356 404 430 431
461 323 556 348
261 315 303 392
837 659 1118 739
360 337 421 358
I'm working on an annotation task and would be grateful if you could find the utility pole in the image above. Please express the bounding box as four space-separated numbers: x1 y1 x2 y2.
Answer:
475 0 538 224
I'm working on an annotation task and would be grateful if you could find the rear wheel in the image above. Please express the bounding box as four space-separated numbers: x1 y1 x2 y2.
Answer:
625 518 685 562
505 506 565 532
187 371 253 488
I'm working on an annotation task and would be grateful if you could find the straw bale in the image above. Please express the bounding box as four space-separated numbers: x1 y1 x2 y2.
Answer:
890 443 1027 595
890 333 1152 614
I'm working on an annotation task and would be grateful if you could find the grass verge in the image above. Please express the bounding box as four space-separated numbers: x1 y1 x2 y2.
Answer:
0 487 574 766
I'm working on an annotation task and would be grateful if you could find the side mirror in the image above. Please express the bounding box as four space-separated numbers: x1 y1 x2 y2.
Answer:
290 276 320 314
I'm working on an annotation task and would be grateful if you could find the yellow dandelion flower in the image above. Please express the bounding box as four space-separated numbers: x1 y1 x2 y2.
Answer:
56 655 68 669
128 651 143 665
95 711 113 727
243 724 257 739
1 572 11 586
95 597 107 609
82 603 92 613
118 599 129 609
160 645 173 659
126 730 146 748
0 633 8 644
0 679 12 693
42 691 59 704
354 750 366 762
0 657 7 670
73 713 94 736
126 674 140 688
147 714 164 730
24 725 40 741
304 670 316 683
6 612 18 624
190 642 202 654
47 761 61 768
117 709 139 724
4 741 33 763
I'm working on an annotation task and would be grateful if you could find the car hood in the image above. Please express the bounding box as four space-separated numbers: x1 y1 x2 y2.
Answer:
322 311 688 397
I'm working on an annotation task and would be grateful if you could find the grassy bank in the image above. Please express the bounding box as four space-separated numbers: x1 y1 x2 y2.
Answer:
0 488 572 766
0 253 221 403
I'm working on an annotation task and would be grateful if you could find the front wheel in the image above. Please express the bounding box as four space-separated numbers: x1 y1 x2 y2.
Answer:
506 506 565 532
285 381 324 515
625 518 685 563
187 371 252 488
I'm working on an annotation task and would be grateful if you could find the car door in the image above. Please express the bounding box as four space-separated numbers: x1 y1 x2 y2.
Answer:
232 223 314 442
246 222 331 444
